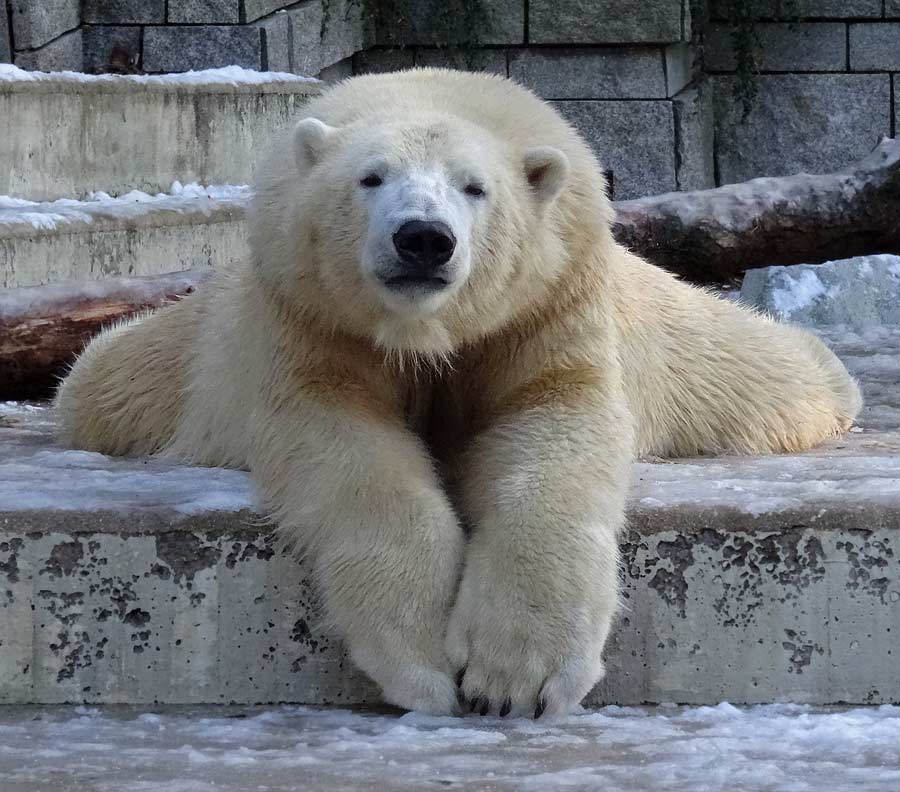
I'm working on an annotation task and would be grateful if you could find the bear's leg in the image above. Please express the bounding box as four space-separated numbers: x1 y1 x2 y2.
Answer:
250 396 465 715
56 299 197 457
447 376 633 718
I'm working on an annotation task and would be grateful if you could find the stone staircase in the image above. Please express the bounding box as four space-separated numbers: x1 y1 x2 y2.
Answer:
1 66 899 710
0 65 318 287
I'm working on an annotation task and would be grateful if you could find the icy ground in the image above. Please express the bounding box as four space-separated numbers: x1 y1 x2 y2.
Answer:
2 704 899 792
0 324 898 517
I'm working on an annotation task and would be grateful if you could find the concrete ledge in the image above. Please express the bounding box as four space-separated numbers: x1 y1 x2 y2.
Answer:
0 186 250 287
1 328 898 706
0 66 320 200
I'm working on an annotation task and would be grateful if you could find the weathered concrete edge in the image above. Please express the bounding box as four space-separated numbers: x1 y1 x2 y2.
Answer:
0 509 260 537
4 503 897 538
3 520 897 707
0 202 247 240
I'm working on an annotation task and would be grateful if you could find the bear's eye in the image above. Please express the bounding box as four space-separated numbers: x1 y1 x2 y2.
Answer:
464 184 485 198
360 173 383 188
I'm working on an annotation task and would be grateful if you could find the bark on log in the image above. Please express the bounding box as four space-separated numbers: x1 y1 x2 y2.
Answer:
0 268 211 400
613 137 900 283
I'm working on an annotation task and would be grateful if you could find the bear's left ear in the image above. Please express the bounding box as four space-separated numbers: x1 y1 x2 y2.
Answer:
293 117 338 171
523 147 570 206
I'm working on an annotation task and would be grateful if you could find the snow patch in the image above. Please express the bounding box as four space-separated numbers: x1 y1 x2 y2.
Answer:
1 704 898 792
0 182 251 231
0 64 318 87
0 402 257 515
769 268 830 317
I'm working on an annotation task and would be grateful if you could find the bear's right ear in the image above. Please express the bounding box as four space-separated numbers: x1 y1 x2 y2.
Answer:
293 118 338 171
523 147 570 206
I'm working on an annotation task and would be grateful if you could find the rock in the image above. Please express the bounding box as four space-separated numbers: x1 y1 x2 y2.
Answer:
554 100 676 199
706 22 846 73
168 0 241 24
14 29 83 72
143 26 264 72
9 0 79 50
254 11 292 73
1 7 12 63
415 47 507 75
82 0 165 24
530 0 686 44
740 255 900 327
850 23 900 72
709 0 880 18
714 74 890 184
82 26 142 74
509 47 670 99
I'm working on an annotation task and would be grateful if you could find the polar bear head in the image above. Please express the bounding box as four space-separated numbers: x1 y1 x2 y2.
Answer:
250 72 610 360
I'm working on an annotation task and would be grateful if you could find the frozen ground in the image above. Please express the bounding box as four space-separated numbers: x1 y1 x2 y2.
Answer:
2 704 899 792
2 397 899 518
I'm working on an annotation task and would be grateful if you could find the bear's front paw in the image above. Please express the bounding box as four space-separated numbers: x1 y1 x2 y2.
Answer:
445 556 612 719
350 640 459 716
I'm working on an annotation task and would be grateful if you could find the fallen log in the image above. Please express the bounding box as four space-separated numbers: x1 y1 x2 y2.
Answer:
0 268 211 400
613 137 900 283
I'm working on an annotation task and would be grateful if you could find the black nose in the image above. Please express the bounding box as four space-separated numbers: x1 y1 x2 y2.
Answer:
392 220 456 272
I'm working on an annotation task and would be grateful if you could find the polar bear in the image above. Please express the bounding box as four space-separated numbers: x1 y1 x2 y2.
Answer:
56 69 861 717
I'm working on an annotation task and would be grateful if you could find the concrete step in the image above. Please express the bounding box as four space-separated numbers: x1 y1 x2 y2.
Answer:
0 184 250 288
0 65 320 201
0 327 898 707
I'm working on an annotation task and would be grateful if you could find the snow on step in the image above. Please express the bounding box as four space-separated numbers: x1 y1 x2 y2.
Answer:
0 329 898 707
3 703 900 792
0 182 251 288
0 65 321 201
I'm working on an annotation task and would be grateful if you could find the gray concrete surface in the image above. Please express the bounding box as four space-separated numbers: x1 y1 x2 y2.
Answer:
0 72 320 201
0 327 897 707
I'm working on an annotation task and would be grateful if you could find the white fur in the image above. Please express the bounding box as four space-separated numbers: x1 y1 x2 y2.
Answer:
56 69 861 718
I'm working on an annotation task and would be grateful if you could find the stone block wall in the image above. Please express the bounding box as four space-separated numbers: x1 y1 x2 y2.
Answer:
705 2 898 184
5 0 83 70
1 1 899 198
357 0 704 198
0 0 366 77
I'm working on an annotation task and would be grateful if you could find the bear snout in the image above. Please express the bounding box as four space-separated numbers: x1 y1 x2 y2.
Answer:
391 220 457 283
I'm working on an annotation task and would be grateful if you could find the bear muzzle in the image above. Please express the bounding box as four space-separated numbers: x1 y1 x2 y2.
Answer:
383 220 457 292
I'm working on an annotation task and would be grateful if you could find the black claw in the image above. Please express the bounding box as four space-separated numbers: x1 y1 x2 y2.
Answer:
456 688 467 708
499 698 511 718
468 696 481 713
534 698 546 719
478 698 490 717
455 667 466 688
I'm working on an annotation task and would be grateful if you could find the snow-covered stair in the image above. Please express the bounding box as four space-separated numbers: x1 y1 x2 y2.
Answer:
1 328 898 707
0 65 320 286
0 66 320 202
1 184 250 288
